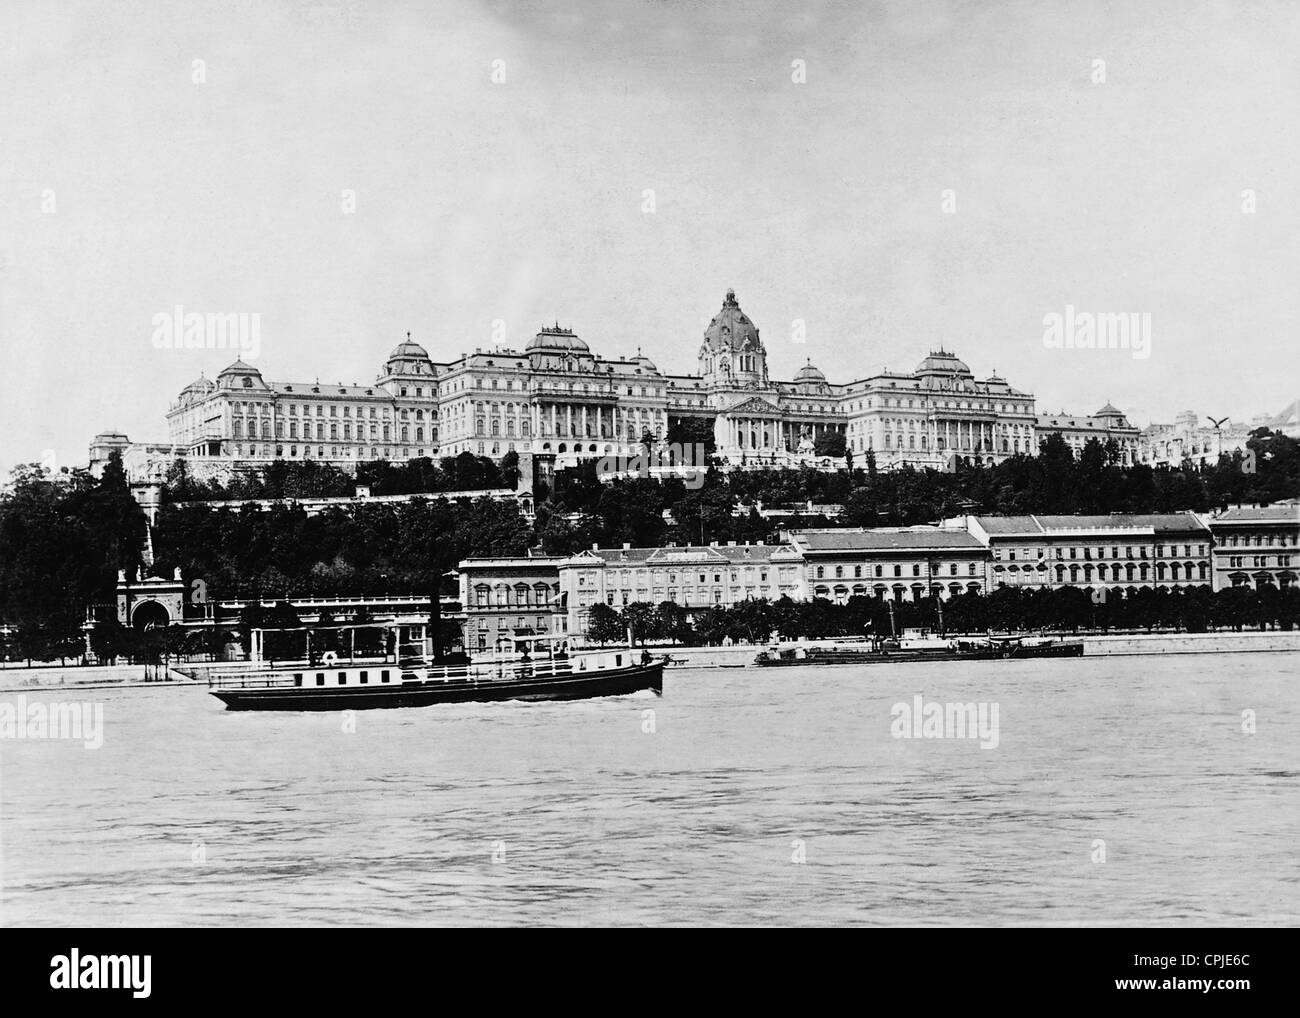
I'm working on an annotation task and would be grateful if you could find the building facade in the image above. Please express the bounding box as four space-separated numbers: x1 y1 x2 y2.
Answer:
93 289 1172 482
457 554 566 653
1138 410 1251 468
963 513 1212 592
1205 502 1299 591
557 542 804 637
1034 404 1140 464
786 529 989 602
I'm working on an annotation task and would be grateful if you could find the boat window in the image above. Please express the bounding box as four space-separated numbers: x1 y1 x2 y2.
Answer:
294 673 303 687
359 671 368 684
616 654 623 666
338 672 347 685
381 670 390 683
316 673 325 686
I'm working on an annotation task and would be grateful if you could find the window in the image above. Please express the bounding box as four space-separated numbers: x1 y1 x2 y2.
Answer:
293 673 303 687
359 672 368 684
316 673 325 686
381 670 391 683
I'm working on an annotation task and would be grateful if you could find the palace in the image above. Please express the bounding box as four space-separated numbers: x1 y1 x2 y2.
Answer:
91 289 1147 482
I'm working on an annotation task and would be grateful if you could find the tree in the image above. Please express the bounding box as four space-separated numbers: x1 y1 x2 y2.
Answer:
814 431 847 458
585 602 624 645
655 601 691 644
499 450 520 491
622 601 659 644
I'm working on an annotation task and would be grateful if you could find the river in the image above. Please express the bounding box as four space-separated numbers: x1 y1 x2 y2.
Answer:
1 652 1296 925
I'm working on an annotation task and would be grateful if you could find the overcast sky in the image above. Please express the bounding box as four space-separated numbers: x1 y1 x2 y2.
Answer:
2 0 1298 476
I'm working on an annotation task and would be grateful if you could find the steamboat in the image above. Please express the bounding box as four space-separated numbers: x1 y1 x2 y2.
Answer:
207 620 663 711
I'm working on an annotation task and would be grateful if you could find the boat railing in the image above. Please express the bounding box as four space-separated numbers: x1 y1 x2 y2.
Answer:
208 649 649 689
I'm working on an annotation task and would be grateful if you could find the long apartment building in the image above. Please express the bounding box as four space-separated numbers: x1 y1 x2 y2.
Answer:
961 513 1213 590
458 507 1292 644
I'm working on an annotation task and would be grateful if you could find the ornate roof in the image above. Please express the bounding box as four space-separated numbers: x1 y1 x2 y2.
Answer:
388 333 431 361
217 359 262 379
914 348 971 375
181 375 216 395
794 359 826 383
527 325 590 353
702 289 762 353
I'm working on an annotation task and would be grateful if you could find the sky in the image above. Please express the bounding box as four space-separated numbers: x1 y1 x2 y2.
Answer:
2 0 1298 476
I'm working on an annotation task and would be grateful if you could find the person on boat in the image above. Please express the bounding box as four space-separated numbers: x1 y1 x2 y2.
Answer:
641 648 653 666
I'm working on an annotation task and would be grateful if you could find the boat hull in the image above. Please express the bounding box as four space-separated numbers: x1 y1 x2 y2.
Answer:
755 642 1084 666
211 661 664 711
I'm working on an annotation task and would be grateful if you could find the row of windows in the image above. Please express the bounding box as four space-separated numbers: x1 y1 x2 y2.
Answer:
814 562 981 580
997 562 1210 582
232 420 435 443
293 670 392 687
231 444 426 460
1221 533 1297 547
237 403 400 419
847 397 1030 413
470 583 559 607
1226 556 1293 568
995 545 1209 562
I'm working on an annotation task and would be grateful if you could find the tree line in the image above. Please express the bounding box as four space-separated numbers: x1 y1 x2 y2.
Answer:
587 584 1299 647
163 450 520 502
533 429 1297 553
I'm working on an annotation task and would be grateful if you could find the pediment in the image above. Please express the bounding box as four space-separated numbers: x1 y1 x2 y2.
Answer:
724 396 782 416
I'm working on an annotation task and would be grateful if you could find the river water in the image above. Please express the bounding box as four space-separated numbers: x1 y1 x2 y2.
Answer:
1 652 1296 926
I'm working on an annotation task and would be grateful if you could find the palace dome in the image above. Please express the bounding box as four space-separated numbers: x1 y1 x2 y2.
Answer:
914 349 971 375
794 359 826 384
702 289 762 353
217 358 264 381
388 336 431 361
527 325 589 353
633 349 658 372
1095 402 1124 417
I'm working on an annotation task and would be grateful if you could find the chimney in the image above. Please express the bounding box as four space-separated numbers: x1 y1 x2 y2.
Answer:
622 542 630 549
591 542 598 550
